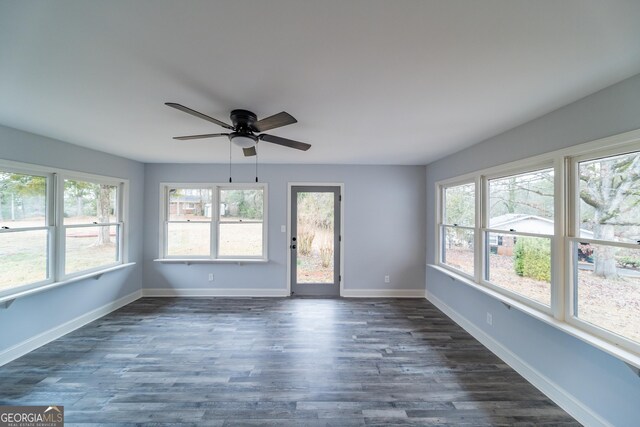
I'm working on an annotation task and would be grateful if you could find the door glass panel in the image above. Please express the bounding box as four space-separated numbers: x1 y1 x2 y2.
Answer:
296 192 334 284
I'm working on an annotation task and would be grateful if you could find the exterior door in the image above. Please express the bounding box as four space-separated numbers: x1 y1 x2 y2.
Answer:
290 186 341 296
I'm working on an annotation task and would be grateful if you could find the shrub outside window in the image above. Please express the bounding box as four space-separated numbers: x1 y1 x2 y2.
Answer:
435 132 640 359
484 167 554 308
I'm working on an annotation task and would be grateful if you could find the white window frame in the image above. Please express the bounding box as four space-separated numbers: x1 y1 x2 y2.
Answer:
566 147 640 355
163 184 213 260
159 182 268 261
480 161 556 315
433 128 640 366
0 159 129 302
58 174 126 279
436 178 478 282
0 164 55 294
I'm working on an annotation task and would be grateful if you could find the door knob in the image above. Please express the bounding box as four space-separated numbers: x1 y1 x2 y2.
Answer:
290 244 296 250
292 237 297 242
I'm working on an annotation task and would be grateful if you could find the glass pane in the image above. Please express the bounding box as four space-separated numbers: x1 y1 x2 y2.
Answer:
218 223 263 257
486 232 551 306
297 192 334 284
167 222 210 256
0 230 48 290
168 188 212 221
219 188 263 222
444 183 475 226
64 180 117 224
0 171 47 228
574 242 640 343
65 226 118 274
442 226 474 276
489 168 554 234
578 151 640 243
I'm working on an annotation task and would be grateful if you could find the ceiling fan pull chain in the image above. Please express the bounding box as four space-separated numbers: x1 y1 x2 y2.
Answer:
255 145 259 183
229 139 233 183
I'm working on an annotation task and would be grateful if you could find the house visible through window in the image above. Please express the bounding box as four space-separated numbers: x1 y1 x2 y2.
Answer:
436 133 640 357
440 182 475 277
162 184 267 260
486 167 554 307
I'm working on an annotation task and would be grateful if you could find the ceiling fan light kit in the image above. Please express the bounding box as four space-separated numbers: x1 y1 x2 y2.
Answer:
230 133 257 148
165 103 311 156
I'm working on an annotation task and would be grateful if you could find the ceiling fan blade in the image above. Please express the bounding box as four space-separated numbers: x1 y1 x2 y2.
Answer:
259 133 311 151
252 112 297 132
173 133 229 140
165 103 234 130
243 146 257 157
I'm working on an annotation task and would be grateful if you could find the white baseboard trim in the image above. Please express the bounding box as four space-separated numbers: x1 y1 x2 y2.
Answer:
0 289 142 367
143 288 289 297
426 293 611 427
342 289 426 298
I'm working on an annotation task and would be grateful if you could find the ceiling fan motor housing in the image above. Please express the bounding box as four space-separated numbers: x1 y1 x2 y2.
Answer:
229 109 258 148
230 109 257 131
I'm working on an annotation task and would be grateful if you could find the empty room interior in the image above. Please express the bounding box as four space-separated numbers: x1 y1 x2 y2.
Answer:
1 1 640 426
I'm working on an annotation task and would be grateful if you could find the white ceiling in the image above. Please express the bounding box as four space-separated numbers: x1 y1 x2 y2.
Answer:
1 1 640 165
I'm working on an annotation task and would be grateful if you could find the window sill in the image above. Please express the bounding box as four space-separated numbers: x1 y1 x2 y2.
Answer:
0 262 136 306
153 258 268 265
428 263 640 370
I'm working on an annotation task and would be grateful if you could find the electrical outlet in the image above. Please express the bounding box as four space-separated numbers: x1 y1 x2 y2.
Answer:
281 225 286 233
486 312 493 326
208 273 214 282
384 275 390 283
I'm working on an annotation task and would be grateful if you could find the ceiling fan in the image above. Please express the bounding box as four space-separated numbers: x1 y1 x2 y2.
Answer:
165 103 311 157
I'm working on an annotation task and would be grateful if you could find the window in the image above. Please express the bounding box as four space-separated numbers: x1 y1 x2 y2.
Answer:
218 188 264 257
166 187 212 257
435 130 640 360
439 182 475 277
570 149 640 346
161 184 267 260
63 179 122 275
0 170 50 292
0 160 127 297
485 167 554 308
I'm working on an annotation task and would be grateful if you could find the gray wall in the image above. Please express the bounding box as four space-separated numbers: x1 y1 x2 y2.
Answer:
144 163 426 293
425 73 640 426
0 125 144 353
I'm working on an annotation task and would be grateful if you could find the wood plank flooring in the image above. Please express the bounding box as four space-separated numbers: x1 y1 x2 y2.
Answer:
0 297 580 426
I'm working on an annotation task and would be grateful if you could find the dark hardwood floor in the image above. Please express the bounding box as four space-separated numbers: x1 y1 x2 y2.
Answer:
0 297 580 426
